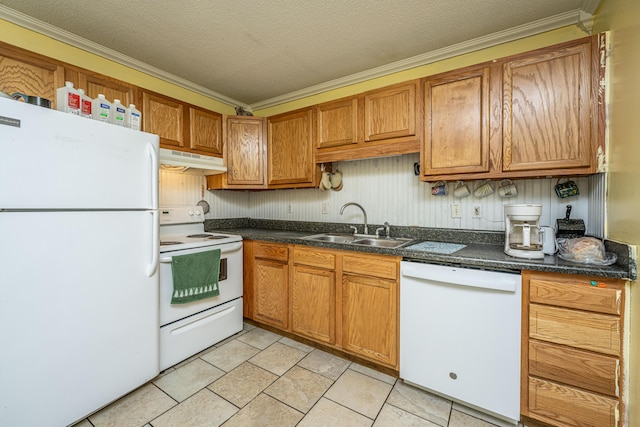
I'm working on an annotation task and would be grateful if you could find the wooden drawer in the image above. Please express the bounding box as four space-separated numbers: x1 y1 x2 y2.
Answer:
254 242 289 262
342 253 398 280
529 304 621 357
530 278 622 315
528 377 619 427
529 340 619 397
293 246 336 269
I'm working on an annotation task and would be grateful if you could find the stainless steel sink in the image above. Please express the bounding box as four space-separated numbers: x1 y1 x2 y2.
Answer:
302 233 413 249
302 233 357 244
351 237 414 248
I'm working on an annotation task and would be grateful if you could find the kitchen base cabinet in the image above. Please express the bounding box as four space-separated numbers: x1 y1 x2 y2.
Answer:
521 271 626 427
341 252 398 367
528 377 619 427
244 242 400 370
252 242 290 330
291 247 336 344
342 274 397 367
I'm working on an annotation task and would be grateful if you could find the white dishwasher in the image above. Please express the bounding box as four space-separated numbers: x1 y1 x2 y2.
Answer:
400 261 521 424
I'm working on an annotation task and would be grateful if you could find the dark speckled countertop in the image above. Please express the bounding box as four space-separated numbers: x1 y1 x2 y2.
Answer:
205 218 636 280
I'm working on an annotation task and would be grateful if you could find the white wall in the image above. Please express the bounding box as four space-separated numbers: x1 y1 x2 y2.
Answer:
160 153 604 236
159 170 251 218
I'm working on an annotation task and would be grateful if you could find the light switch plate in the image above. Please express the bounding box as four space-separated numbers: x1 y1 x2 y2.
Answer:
451 203 462 218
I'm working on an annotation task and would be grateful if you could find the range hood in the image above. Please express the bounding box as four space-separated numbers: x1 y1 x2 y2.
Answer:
158 148 226 175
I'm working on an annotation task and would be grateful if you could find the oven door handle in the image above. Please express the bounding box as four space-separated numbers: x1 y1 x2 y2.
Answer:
159 241 243 263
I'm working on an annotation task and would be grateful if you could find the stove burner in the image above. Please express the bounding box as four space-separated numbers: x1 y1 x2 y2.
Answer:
187 233 213 238
160 241 183 246
207 236 226 240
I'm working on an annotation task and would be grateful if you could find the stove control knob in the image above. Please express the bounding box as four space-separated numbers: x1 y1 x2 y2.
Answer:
188 209 194 216
195 210 202 216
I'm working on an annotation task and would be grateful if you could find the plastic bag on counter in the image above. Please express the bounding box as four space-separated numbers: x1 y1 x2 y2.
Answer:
557 237 617 265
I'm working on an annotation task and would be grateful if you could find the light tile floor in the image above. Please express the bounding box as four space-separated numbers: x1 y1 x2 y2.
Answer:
73 323 515 427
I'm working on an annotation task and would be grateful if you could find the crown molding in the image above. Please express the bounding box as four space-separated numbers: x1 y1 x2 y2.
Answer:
250 9 586 110
581 0 603 14
1 5 590 111
0 5 244 108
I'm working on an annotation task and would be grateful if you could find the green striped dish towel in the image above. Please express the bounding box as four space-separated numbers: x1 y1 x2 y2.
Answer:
170 249 221 304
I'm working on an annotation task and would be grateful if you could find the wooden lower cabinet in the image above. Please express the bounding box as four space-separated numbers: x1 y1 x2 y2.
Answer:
246 242 400 369
528 377 619 427
522 271 626 427
342 273 397 367
291 264 336 344
252 242 289 329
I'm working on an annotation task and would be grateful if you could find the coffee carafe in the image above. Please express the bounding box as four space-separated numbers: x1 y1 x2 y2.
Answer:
504 204 544 259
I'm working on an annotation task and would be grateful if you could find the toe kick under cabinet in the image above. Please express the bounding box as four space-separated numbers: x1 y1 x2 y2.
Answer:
521 271 627 427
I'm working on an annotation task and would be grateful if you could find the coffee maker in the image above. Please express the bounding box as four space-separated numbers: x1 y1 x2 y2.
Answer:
504 204 544 259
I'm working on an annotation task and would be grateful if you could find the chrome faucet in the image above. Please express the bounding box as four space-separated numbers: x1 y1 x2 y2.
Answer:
340 202 368 235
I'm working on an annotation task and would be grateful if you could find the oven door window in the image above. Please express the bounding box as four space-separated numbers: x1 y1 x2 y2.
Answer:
218 258 227 281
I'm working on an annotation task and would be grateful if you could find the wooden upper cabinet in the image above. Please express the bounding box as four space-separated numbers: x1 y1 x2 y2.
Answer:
189 107 223 156
315 80 422 163
77 72 136 108
0 42 65 109
421 35 601 181
224 115 266 187
143 92 184 149
315 97 358 149
267 107 315 187
422 66 491 176
503 40 593 172
364 81 417 142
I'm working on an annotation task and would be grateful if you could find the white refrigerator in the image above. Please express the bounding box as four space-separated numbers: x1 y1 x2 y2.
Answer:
0 98 160 426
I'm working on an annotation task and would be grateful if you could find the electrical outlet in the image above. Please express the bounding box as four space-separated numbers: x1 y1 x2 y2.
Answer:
450 203 462 218
287 204 293 214
322 202 329 215
473 204 482 218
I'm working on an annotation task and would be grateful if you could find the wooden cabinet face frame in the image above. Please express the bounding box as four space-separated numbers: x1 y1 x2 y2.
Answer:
143 91 185 149
267 108 315 187
422 66 491 176
420 35 601 182
521 271 626 427
224 115 266 186
315 97 358 149
189 107 223 156
0 42 65 110
502 41 593 172
364 82 416 142
77 72 136 109
252 243 290 329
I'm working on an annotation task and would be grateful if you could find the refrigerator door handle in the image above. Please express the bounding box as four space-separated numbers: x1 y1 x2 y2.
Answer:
148 142 159 209
147 209 159 277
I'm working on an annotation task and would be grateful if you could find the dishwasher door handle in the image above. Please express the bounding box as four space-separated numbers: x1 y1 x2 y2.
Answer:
401 264 519 292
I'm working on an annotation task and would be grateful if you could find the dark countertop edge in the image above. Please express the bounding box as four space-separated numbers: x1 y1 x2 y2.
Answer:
205 219 635 281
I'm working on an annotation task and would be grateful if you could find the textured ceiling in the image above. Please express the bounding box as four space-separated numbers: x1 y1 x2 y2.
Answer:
0 0 598 108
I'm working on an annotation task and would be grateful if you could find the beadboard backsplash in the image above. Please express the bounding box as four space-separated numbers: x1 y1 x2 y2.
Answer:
160 153 605 237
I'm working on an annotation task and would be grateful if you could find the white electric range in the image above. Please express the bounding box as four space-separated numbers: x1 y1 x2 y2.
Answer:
158 206 243 370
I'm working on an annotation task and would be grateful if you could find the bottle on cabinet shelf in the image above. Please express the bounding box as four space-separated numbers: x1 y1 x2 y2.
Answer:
56 81 80 115
92 94 111 123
